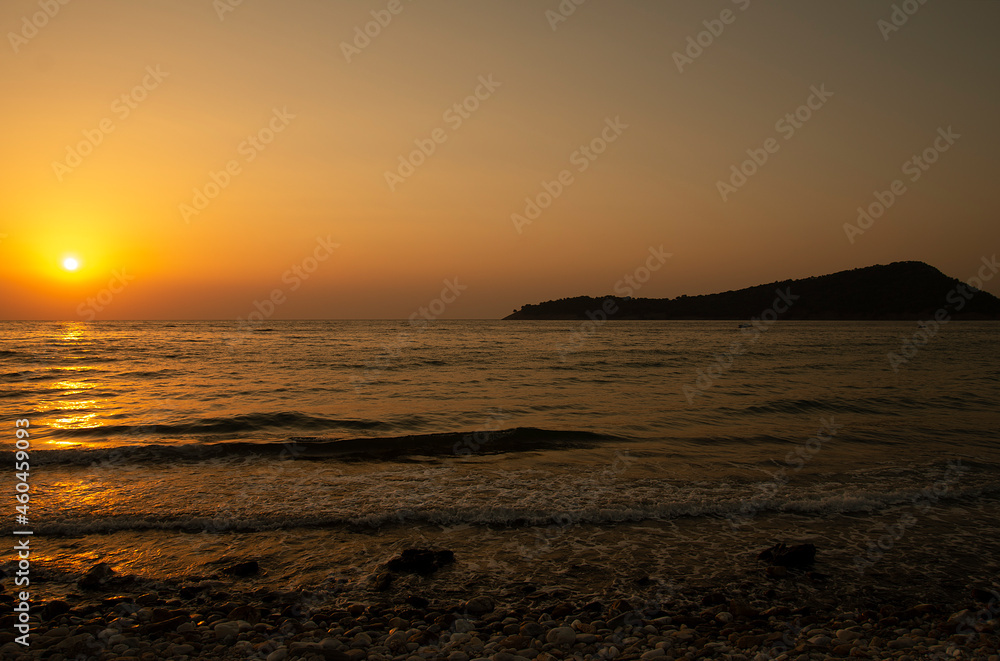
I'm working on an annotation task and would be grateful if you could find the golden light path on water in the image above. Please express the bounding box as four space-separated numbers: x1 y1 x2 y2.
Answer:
3 320 998 612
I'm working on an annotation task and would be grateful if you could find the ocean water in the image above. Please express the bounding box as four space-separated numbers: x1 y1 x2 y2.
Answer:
3 320 999 606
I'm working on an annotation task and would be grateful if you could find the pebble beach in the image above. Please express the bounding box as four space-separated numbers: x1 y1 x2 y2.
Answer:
3 543 998 661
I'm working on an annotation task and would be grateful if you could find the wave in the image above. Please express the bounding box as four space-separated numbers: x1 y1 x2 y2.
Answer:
118 369 175 378
31 482 1000 536
47 411 394 439
30 427 622 465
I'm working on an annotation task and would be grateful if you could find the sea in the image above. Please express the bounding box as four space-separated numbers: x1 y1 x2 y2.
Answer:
2 320 999 610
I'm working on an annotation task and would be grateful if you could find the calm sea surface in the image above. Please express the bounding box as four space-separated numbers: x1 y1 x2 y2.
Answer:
2 320 998 603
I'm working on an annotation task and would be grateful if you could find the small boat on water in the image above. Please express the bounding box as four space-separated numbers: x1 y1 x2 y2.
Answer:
737 323 752 329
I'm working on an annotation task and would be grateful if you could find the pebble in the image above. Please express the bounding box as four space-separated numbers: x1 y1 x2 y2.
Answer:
14 574 1000 661
888 636 916 649
807 634 831 647
545 626 576 645
213 621 239 642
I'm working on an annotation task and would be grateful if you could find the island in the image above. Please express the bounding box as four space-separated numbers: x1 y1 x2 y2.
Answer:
503 260 1000 320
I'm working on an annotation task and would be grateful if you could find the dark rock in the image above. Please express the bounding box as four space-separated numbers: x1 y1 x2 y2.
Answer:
671 614 705 628
324 653 353 661
757 543 816 568
54 633 96 656
228 605 260 624
281 604 303 618
551 602 575 618
502 634 531 649
221 561 259 577
151 608 174 623
761 606 791 617
464 596 494 615
396 608 424 621
729 599 759 618
372 571 392 591
736 634 763 648
405 595 429 609
971 587 999 603
520 621 544 637
608 611 643 628
435 613 457 628
178 585 202 599
78 563 115 590
41 600 71 620
385 548 455 575
701 593 728 606
901 604 937 618
144 615 189 634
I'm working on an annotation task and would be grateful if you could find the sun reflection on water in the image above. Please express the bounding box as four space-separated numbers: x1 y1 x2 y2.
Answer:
50 380 96 392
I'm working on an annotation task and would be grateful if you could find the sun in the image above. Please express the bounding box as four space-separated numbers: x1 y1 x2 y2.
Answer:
62 256 80 271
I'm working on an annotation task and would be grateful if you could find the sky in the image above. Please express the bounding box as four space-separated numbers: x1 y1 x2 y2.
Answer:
1 0 998 320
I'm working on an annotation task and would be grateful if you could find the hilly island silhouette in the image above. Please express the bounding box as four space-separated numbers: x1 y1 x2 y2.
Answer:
504 260 1000 321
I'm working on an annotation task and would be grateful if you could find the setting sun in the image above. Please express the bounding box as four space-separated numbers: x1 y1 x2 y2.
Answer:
1 4 999 657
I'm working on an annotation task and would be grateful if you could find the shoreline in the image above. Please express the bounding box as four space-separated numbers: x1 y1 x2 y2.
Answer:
4 542 998 661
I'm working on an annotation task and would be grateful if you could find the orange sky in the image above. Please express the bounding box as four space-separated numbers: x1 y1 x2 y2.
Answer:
2 0 998 319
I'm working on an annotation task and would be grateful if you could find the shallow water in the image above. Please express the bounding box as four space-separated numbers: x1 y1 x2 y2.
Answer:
2 320 998 603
